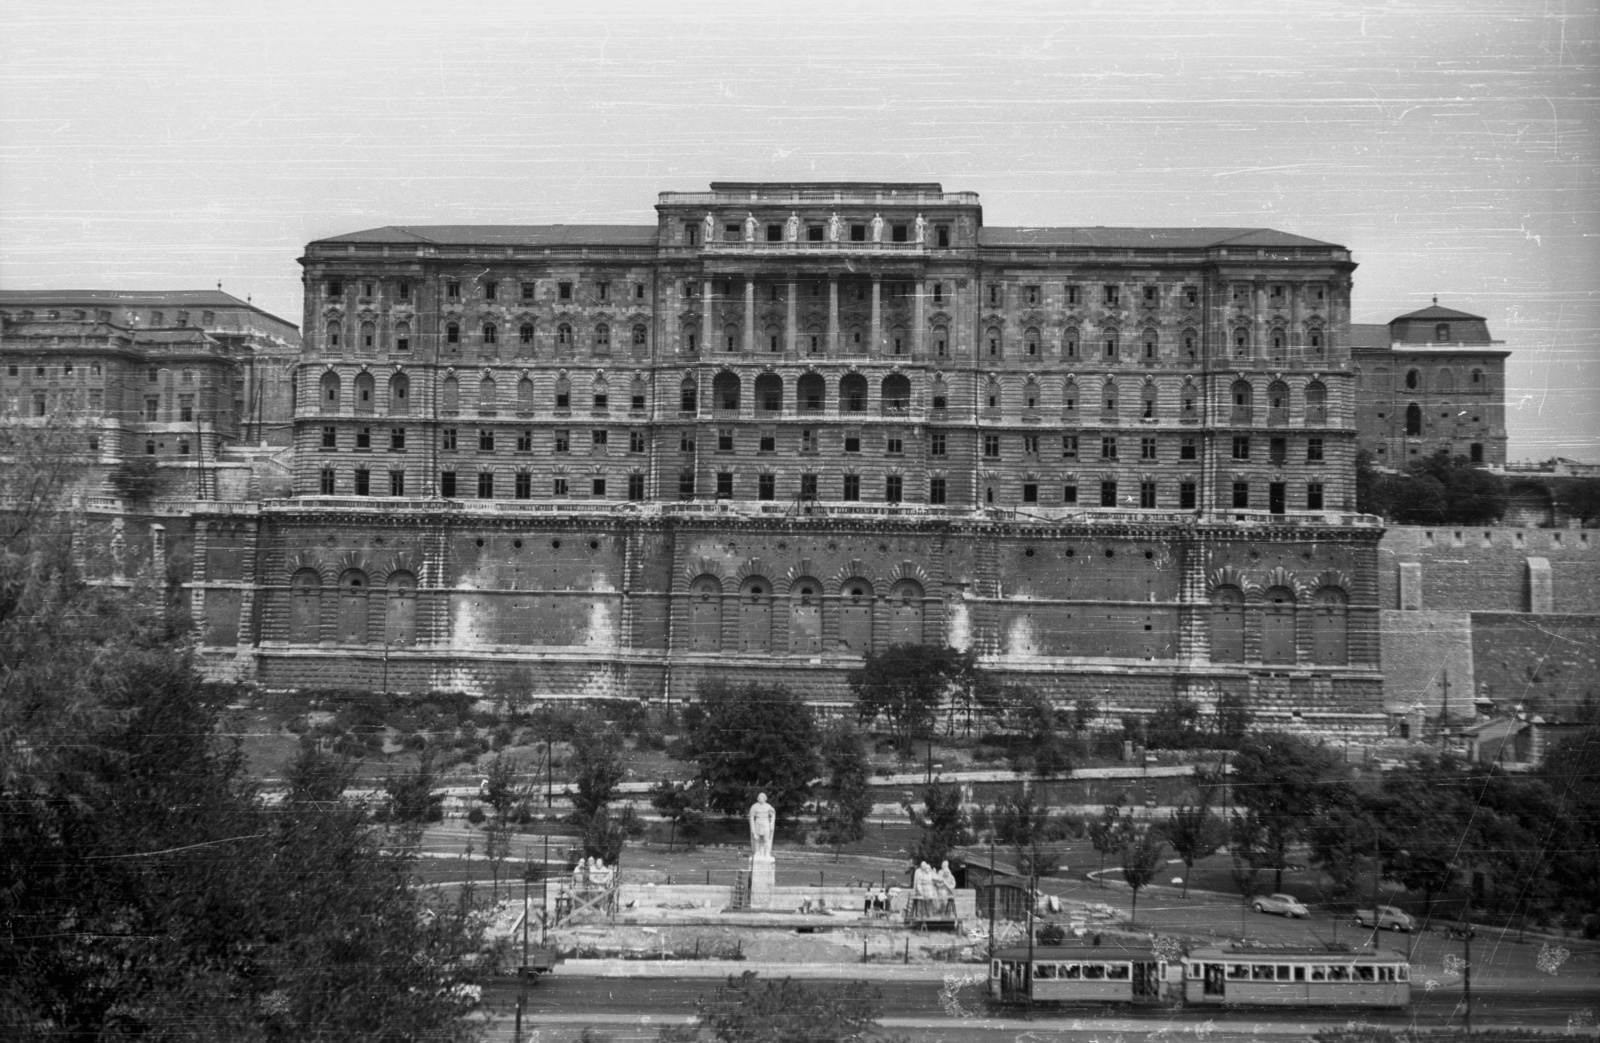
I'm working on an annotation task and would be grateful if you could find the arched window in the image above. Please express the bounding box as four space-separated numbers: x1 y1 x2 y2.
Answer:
739 576 771 653
713 370 741 411
1022 379 1041 413
632 324 648 354
517 377 535 414
724 322 741 352
1062 327 1079 359
984 379 1002 414
889 325 907 356
319 371 341 414
326 320 342 350
478 375 497 413
1180 380 1197 420
519 323 535 353
1231 380 1254 424
1181 329 1198 361
354 372 375 414
798 372 825 413
1405 369 1420 391
689 575 722 652
1266 380 1289 425
1024 327 1040 357
1471 368 1484 387
360 320 376 351
1268 328 1286 362
338 570 370 645
1304 381 1326 424
1436 368 1455 393
482 323 498 348
557 323 572 348
985 327 1002 358
889 579 924 645
679 377 698 413
1140 382 1158 420
1062 377 1078 418
289 568 321 643
388 373 410 415
1211 587 1244 663
1233 328 1250 358
445 322 459 346
1262 586 1296 663
788 577 822 653
932 325 949 358
881 373 910 415
441 375 459 414
839 579 874 653
1102 329 1119 360
554 375 571 411
840 373 868 413
1311 587 1348 665
594 323 610 354
765 323 783 354
755 373 783 415
1101 379 1118 418
385 571 417 646
1141 327 1158 360
1307 325 1323 356
1405 403 1422 436
393 320 411 353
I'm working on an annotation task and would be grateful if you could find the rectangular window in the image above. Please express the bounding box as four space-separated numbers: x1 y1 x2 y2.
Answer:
515 472 531 499
556 389 570 409
145 398 159 421
1022 482 1038 504
356 427 371 450
932 282 944 304
1233 481 1250 509
1307 482 1324 510
446 281 460 299
398 281 411 301
983 434 1000 458
1140 480 1157 509
484 280 498 301
592 477 606 497
718 428 734 452
1062 435 1078 459
1307 437 1324 462
1025 284 1040 306
845 433 861 453
885 475 903 503
1063 484 1078 505
479 429 495 452
390 470 405 497
1143 285 1158 305
716 471 734 499
1101 436 1118 460
929 477 946 504
597 282 608 302
1270 437 1287 465
628 473 646 500
1103 285 1120 306
886 435 903 455
680 431 695 453
758 473 775 500
678 471 695 499
558 282 572 300
327 280 343 298
553 476 569 497
1065 285 1079 306
391 428 406 451
554 430 569 453
1470 442 1483 462
850 223 866 242
800 473 818 500
320 468 336 494
1141 436 1157 460
930 433 947 457
593 393 608 411
517 429 533 452
1232 436 1250 460
1180 481 1197 509
1180 437 1197 461
1184 285 1198 306
842 474 860 501
759 433 776 453
442 428 457 451
1100 481 1117 507
354 468 370 496
936 225 949 247
440 470 456 497
521 281 536 302
592 429 609 449
630 430 647 453
477 471 494 498
322 426 337 449
932 393 947 409
632 392 646 410
1022 435 1039 456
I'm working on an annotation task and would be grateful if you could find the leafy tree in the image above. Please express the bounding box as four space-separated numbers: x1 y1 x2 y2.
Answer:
1561 478 1600 527
903 780 970 870
1367 449 1508 525
1087 803 1131 887
1540 725 1600 931
685 972 897 1043
384 749 445 822
816 722 874 860
485 816 514 900
1071 696 1099 736
992 783 1059 881
1307 807 1375 902
567 722 625 824
649 778 707 852
480 749 525 820
1210 690 1254 749
1158 804 1225 897
850 644 977 752
581 805 645 864
1354 449 1390 518
1008 691 1074 779
686 681 818 828
1146 693 1204 750
1120 827 1167 925
1230 732 1352 890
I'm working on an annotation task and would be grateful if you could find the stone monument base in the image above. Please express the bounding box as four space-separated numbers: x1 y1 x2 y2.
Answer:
749 855 775 909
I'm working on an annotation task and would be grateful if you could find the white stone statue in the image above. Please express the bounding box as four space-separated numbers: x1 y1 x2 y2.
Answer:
703 212 716 243
915 213 927 244
914 861 938 899
748 791 776 860
785 212 800 242
937 860 957 894
871 213 884 242
828 213 841 242
744 213 758 242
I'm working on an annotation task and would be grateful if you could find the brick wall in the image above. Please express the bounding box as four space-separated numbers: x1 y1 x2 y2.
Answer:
1378 525 1600 613
1470 612 1600 719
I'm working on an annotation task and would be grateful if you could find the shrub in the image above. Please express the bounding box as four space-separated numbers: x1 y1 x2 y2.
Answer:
466 806 486 825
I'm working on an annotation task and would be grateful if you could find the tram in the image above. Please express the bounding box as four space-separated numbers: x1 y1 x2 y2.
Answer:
989 945 1168 1005
1183 946 1410 1009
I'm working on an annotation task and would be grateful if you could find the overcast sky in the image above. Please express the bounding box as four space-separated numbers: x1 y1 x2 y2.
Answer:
2 0 1595 460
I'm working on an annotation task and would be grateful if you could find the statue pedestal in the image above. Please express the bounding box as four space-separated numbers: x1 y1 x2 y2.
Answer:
748 855 775 909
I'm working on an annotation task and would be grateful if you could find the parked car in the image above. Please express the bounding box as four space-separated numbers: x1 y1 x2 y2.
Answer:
1252 893 1310 918
1354 905 1415 932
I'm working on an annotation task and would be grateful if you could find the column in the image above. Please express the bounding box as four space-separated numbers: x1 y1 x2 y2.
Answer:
785 274 797 357
869 275 881 357
827 274 840 356
913 277 926 357
743 275 755 354
700 278 714 356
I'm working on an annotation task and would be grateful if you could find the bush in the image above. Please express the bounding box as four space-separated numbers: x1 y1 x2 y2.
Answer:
1037 922 1066 946
491 724 514 750
466 806 486 825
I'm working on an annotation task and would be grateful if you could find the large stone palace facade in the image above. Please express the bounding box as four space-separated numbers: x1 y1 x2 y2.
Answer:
5 183 1409 733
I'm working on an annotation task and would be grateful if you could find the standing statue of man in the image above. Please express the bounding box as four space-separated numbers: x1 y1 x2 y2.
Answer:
703 212 716 244
914 213 927 244
828 212 841 242
785 212 800 242
744 212 758 242
870 213 884 242
748 791 776 859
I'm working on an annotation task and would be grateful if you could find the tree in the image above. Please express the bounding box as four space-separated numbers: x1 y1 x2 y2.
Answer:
903 780 970 870
485 816 513 901
686 972 895 1043
480 749 524 820
1008 691 1074 780
567 722 625 824
1230 732 1351 891
1368 449 1509 526
992 783 1059 881
385 749 445 822
1561 478 1600 527
816 722 873 860
650 778 706 852
1087 803 1131 887
1307 807 1375 903
685 681 819 828
1158 804 1224 897
1210 690 1254 749
1120 827 1166 925
850 644 977 753
1146 693 1204 750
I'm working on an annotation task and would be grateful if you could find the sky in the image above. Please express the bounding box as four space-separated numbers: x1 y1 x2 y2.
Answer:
2 0 1595 461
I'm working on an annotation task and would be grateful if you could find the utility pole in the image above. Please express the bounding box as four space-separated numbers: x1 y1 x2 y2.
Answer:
987 835 996 963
